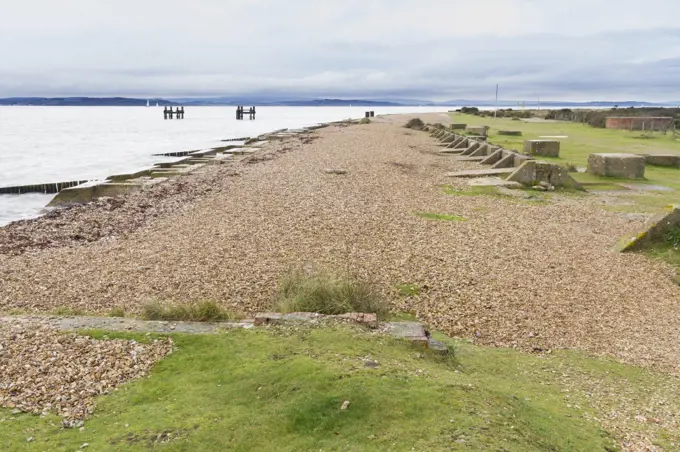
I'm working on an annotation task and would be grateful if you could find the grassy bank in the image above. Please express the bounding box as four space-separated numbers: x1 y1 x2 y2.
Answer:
450 113 680 195
3 325 680 451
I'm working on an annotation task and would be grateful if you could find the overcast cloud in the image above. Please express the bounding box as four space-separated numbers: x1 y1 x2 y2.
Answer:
1 0 680 101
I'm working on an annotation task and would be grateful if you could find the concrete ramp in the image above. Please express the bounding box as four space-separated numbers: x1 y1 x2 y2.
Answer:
446 168 515 178
617 207 680 252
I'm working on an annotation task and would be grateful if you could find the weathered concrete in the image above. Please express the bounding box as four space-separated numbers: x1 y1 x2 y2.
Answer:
440 149 465 155
442 133 457 143
450 123 467 130
466 126 487 136
491 153 517 169
588 153 646 179
450 137 469 149
48 182 144 206
453 156 487 162
469 177 523 189
642 154 680 168
480 149 504 165
617 207 680 252
461 141 481 156
523 140 560 157
384 322 428 344
469 144 490 157
507 161 584 190
446 168 515 178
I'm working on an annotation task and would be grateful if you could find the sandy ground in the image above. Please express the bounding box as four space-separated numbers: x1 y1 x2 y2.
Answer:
1 112 679 373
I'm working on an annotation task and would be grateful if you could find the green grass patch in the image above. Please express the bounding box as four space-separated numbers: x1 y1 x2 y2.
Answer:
141 300 242 322
11 326 673 451
451 112 680 213
415 212 467 222
50 307 87 316
396 283 421 297
274 270 390 320
443 185 506 197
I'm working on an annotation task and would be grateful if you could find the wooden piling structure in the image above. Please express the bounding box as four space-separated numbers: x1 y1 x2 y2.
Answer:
236 106 256 120
0 180 90 195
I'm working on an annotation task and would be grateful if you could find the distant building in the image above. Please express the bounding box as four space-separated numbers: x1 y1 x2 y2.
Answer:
605 116 674 131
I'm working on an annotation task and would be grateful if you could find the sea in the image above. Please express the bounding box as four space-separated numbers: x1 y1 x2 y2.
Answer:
0 106 454 226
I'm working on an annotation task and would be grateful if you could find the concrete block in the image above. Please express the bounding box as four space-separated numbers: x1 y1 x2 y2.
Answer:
48 182 143 206
446 168 515 178
523 140 560 157
467 126 487 136
450 123 467 130
617 207 680 252
642 154 680 168
480 149 504 165
442 133 457 143
469 144 490 157
507 161 583 189
588 153 646 179
491 153 516 169
461 141 481 156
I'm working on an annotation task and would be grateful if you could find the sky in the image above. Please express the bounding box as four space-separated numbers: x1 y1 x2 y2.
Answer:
1 0 680 101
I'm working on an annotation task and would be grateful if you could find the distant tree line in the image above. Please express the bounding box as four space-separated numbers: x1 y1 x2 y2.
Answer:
545 107 680 128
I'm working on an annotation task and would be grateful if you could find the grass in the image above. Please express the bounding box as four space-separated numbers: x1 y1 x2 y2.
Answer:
450 112 680 213
415 212 467 221
5 325 680 451
274 270 390 320
359 117 371 125
443 185 507 197
395 283 421 297
404 118 424 130
141 300 242 322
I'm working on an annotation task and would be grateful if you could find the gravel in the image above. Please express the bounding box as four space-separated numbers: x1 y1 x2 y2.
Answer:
1 113 679 374
0 318 172 420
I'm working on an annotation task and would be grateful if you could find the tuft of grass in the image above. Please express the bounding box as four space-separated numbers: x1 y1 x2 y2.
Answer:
51 307 87 316
396 283 421 297
443 185 507 197
108 307 126 318
141 300 242 322
666 226 680 248
415 212 467 222
404 118 424 130
359 117 371 125
274 270 390 320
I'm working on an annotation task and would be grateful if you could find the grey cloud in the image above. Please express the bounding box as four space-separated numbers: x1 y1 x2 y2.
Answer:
2 1 680 101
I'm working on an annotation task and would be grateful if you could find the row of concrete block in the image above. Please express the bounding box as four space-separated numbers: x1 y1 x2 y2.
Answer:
428 128 582 189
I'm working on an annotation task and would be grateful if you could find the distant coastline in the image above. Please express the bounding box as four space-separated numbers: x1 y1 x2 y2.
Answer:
1 96 678 108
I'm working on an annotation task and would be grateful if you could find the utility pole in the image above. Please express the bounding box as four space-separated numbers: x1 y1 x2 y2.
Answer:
494 84 499 118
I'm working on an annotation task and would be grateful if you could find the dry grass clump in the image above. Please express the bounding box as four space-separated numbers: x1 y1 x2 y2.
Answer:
359 117 371 124
404 118 425 130
141 300 242 322
273 270 390 320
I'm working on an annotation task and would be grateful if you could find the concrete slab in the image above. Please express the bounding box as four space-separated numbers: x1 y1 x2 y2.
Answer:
454 156 487 162
480 149 504 165
385 322 428 343
446 168 515 178
469 177 523 188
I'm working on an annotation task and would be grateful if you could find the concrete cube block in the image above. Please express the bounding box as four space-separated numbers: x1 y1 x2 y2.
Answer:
643 154 680 168
523 140 560 157
450 123 467 130
466 126 487 136
588 153 646 179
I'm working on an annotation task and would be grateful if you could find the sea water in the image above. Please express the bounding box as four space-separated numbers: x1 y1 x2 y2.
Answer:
0 106 453 225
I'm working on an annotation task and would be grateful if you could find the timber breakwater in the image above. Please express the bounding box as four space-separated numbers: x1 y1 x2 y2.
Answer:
0 124 333 216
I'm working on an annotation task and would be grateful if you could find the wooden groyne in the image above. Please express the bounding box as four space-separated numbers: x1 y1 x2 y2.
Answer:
0 180 90 195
